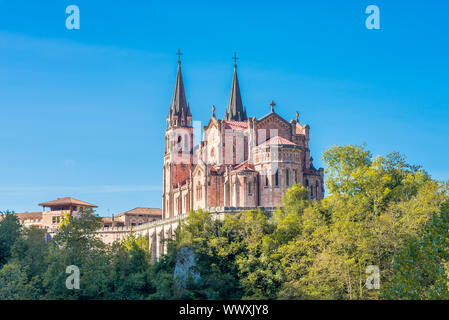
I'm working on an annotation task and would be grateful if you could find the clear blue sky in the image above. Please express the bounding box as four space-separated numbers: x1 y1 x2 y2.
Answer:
0 0 448 216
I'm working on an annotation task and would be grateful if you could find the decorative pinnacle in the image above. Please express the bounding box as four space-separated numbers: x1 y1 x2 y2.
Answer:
212 105 215 117
176 48 183 65
295 111 299 122
232 52 238 68
270 100 276 112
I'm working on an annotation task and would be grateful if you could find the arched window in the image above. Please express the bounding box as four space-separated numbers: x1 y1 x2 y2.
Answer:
248 182 252 195
177 136 182 153
265 174 269 186
286 169 290 186
306 179 309 187
275 170 279 187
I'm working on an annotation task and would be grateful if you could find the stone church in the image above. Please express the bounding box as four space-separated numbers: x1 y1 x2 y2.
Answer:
163 56 324 220
7 55 325 260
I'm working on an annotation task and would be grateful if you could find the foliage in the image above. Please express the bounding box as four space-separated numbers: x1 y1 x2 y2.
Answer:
381 201 449 299
0 144 447 300
0 211 21 267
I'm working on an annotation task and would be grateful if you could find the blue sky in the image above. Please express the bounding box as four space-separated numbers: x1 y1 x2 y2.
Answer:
0 0 448 216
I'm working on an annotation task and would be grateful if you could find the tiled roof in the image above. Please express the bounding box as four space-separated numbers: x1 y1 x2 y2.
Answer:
116 207 162 217
39 197 97 208
223 120 248 130
15 212 43 220
233 161 255 171
258 135 297 146
208 165 226 175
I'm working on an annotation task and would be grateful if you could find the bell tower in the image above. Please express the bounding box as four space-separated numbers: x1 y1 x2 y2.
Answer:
163 49 194 218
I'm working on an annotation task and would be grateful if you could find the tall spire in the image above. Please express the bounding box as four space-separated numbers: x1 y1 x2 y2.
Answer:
225 52 247 121
168 49 191 127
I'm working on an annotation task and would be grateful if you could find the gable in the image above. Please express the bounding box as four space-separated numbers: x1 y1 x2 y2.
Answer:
256 113 292 142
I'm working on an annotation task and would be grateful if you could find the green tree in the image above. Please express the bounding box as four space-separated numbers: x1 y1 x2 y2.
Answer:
0 263 41 299
382 201 449 299
42 209 112 299
8 226 49 297
0 211 22 266
106 233 153 299
277 145 448 299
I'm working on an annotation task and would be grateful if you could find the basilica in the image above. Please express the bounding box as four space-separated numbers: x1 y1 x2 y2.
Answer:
5 55 325 260
162 55 324 219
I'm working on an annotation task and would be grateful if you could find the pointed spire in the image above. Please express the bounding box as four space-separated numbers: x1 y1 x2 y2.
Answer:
225 53 247 121
168 49 190 127
171 58 187 114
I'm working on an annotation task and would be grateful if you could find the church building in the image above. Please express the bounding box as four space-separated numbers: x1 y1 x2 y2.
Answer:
162 54 324 219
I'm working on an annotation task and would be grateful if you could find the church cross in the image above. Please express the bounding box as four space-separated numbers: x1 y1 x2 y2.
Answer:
232 52 239 66
270 100 276 112
177 48 183 64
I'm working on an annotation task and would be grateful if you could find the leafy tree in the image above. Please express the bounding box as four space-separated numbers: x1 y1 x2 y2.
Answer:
175 210 243 299
8 226 48 297
277 145 448 299
106 233 153 299
42 209 112 299
382 201 449 299
0 263 41 299
0 211 21 266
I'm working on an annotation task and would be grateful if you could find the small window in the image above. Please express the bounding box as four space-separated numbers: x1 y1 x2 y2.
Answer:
248 182 252 195
286 169 290 186
275 170 279 187
265 174 269 186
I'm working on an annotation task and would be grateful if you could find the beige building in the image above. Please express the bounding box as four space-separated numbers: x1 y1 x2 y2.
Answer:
39 197 97 233
1 197 98 234
98 207 162 244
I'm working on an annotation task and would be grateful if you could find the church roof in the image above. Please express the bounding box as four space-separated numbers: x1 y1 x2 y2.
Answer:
208 165 226 175
223 120 248 131
38 197 97 208
224 65 247 121
170 61 188 115
258 135 297 146
233 161 255 171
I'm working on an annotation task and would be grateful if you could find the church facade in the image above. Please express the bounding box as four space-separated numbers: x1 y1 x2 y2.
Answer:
162 58 324 220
